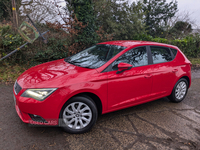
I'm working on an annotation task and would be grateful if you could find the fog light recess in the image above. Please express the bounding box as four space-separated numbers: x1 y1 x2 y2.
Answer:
29 114 48 123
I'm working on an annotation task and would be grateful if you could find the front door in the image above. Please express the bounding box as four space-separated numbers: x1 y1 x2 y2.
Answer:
107 46 153 111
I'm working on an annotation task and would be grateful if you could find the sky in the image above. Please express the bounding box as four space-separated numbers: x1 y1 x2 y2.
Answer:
168 0 200 28
130 0 200 28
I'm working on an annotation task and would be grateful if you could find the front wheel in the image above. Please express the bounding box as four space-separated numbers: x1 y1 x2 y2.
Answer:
59 96 98 134
168 78 188 103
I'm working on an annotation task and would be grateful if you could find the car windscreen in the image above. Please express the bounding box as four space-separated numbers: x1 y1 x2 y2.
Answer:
64 44 126 69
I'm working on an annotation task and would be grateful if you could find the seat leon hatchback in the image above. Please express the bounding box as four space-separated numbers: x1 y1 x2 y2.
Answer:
13 40 191 133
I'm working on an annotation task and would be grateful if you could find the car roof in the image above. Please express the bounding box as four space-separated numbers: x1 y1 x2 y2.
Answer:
99 40 178 49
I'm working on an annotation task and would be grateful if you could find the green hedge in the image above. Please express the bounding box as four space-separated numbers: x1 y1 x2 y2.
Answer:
0 24 69 66
0 24 25 64
30 37 68 66
137 34 200 58
170 36 200 58
1 24 200 67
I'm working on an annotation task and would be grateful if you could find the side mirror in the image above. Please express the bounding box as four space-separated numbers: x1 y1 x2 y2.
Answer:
116 62 132 74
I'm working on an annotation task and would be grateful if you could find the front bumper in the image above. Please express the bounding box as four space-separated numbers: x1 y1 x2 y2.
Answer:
13 87 65 126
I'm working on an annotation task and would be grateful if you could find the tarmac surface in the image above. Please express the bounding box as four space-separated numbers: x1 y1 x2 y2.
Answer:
0 69 200 150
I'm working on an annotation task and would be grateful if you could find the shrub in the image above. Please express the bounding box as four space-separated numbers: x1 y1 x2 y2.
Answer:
170 35 200 58
141 34 200 58
133 33 153 41
0 24 25 64
31 37 68 66
152 37 169 44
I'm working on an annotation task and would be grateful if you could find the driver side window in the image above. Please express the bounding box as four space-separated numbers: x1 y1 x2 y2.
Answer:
112 47 148 70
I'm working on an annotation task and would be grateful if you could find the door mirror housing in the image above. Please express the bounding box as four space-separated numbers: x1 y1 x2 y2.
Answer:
117 62 132 74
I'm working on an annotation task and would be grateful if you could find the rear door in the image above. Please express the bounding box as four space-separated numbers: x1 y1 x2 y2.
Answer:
148 46 177 98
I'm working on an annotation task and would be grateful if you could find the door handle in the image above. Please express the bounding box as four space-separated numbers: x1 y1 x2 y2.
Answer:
144 74 152 78
172 69 178 73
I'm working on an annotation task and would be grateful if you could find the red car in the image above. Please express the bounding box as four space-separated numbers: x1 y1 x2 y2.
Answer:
13 40 191 133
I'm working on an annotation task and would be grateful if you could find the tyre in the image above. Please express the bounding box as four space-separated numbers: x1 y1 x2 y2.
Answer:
168 78 188 103
59 96 98 134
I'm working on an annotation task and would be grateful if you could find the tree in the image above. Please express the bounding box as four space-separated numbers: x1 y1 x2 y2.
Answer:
169 21 192 38
140 0 178 37
0 0 22 23
19 0 65 23
65 0 146 44
65 0 98 47
0 0 11 21
94 0 146 40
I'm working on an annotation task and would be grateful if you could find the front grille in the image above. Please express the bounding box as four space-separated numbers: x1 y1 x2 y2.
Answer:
14 81 22 95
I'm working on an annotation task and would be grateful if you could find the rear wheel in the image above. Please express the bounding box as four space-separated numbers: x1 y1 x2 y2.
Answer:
168 78 188 103
60 96 98 134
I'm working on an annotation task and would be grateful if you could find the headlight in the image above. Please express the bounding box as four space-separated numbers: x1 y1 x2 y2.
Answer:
21 88 57 101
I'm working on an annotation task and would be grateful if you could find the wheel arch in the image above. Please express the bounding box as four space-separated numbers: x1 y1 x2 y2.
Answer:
74 92 103 116
168 76 190 103
169 75 190 96
60 92 103 116
179 75 190 88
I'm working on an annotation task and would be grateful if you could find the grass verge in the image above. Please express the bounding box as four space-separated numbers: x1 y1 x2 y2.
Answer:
189 58 200 68
0 64 28 84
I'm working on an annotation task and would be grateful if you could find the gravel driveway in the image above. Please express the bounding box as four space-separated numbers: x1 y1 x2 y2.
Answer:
0 69 200 150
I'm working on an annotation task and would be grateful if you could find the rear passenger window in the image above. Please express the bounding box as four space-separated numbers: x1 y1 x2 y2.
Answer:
150 46 173 64
171 48 178 57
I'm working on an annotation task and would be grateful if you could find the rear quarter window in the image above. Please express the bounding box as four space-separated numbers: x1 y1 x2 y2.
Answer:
171 48 178 58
